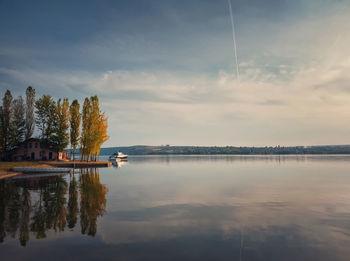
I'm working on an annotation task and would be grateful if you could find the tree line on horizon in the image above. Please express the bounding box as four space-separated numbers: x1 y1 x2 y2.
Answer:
0 87 109 161
100 144 350 155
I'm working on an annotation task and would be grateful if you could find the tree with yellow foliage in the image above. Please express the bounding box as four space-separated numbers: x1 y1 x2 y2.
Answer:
69 100 81 161
80 96 109 161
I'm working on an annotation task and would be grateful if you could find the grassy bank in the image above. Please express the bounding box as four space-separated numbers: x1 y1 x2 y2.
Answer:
0 161 112 179
0 161 52 171
0 161 54 179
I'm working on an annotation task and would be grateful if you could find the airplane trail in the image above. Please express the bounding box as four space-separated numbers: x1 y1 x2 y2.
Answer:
228 0 240 85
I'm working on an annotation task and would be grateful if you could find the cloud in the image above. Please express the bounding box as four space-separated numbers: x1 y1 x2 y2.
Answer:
1 37 350 146
1 0 350 146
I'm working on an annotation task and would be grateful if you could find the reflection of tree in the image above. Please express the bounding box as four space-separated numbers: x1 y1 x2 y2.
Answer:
6 184 21 238
0 181 9 243
31 177 68 238
0 169 108 245
0 181 32 245
31 187 48 239
80 169 108 236
19 188 31 246
67 175 79 229
43 177 68 232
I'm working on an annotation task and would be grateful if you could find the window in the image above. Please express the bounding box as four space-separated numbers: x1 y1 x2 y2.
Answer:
24 143 27 148
35 143 38 148
29 143 32 148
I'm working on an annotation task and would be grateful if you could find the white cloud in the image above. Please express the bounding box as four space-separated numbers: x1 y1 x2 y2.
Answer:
1 4 350 146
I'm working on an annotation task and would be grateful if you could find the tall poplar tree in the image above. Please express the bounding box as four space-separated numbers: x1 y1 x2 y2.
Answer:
25 86 35 140
1 90 13 151
0 106 3 152
80 98 91 161
90 96 100 160
94 112 109 160
80 96 109 161
52 98 70 152
69 100 81 161
35 95 55 141
11 96 26 145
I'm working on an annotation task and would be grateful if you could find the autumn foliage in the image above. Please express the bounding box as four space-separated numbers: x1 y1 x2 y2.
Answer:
80 96 109 161
1 88 109 161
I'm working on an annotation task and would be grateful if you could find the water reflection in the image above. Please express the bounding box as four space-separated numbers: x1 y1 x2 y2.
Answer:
80 171 108 236
111 160 128 168
99 155 350 260
1 156 350 260
125 154 350 164
0 169 107 246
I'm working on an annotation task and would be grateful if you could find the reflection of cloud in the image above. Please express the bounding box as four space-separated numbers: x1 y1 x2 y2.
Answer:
99 156 350 259
99 202 350 260
90 225 341 260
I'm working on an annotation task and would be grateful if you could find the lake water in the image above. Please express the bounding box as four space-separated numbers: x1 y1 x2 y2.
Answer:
1 155 350 260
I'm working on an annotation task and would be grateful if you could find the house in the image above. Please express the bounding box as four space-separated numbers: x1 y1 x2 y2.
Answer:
1 138 68 161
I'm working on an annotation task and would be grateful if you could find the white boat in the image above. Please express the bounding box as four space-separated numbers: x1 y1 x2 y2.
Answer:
109 151 128 161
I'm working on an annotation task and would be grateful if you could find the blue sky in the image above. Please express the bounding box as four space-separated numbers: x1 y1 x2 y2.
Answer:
1 0 350 146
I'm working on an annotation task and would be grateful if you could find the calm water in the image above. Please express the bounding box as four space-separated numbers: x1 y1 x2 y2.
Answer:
1 155 350 260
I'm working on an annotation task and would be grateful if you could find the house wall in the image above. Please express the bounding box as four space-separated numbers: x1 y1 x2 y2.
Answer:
58 152 68 160
12 141 58 161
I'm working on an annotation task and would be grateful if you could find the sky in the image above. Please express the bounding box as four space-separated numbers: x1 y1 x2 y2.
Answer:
1 0 350 147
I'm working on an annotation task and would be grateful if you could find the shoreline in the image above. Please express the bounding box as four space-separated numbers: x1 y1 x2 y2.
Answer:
0 160 112 179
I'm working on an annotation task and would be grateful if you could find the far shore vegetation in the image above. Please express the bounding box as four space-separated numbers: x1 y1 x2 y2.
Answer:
100 144 350 155
0 87 109 162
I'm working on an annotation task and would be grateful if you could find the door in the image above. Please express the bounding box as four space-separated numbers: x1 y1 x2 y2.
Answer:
49 152 52 160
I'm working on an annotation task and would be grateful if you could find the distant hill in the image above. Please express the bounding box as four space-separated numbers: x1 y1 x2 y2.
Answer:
99 145 350 155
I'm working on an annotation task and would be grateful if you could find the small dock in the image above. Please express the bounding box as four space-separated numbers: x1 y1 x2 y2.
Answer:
0 170 21 179
49 161 112 168
11 167 72 173
0 160 112 179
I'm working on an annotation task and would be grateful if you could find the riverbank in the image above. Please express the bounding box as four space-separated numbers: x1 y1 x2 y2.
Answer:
0 162 50 179
49 161 112 168
0 160 112 179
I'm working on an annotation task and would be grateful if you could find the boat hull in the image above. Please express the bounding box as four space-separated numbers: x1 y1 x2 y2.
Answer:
109 152 128 161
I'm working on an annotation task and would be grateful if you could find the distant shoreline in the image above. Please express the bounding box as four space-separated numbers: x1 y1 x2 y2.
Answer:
98 145 350 156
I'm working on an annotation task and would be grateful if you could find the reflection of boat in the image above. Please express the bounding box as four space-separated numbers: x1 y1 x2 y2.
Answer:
112 160 128 168
109 151 128 161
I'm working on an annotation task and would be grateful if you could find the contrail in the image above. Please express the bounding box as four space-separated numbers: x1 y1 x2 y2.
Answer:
240 230 244 261
228 0 240 84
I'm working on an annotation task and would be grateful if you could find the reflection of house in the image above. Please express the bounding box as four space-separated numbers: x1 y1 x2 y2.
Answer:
1 138 68 161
